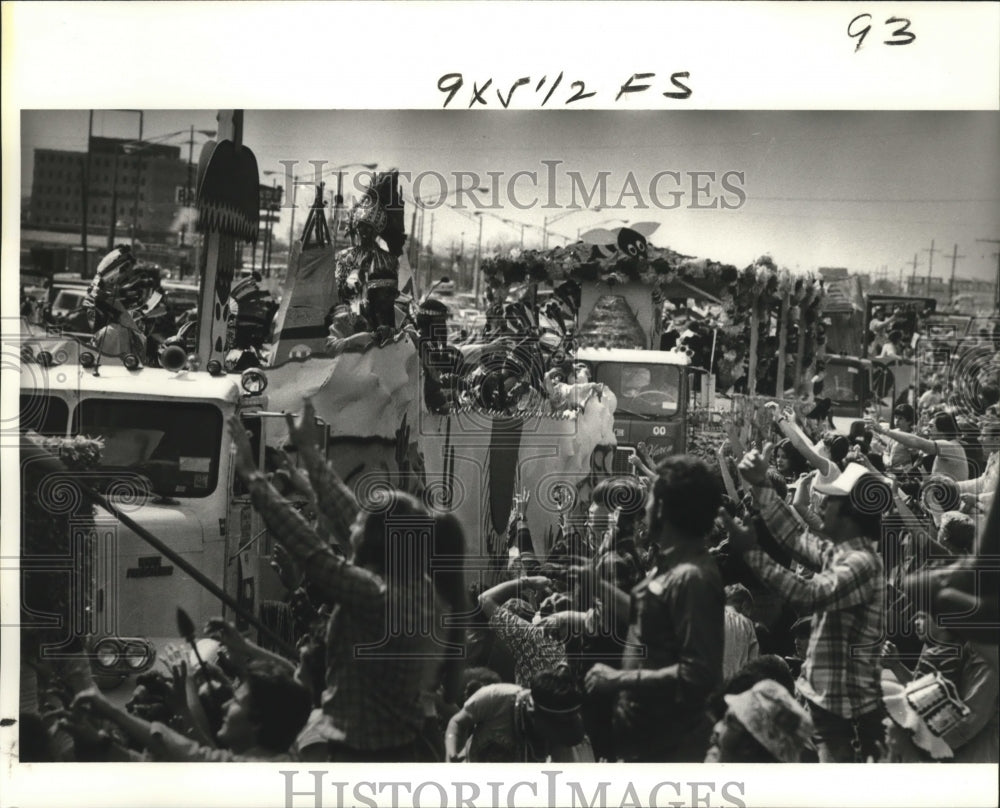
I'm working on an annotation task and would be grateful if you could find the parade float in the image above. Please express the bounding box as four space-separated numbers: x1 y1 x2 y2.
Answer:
18 119 838 676
477 226 829 466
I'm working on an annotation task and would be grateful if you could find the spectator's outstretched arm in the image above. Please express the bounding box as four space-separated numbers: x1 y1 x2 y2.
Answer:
770 406 835 476
792 471 824 532
568 565 631 636
71 687 155 750
743 544 879 613
285 399 359 547
444 709 476 762
738 450 827 569
228 417 383 609
205 618 296 673
716 441 740 501
869 420 936 455
326 332 375 356
628 451 656 481
160 645 216 748
478 576 550 619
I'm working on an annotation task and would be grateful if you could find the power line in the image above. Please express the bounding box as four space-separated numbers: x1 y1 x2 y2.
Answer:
748 196 998 204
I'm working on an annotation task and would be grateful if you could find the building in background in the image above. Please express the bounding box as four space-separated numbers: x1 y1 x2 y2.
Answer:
28 137 190 243
24 137 199 277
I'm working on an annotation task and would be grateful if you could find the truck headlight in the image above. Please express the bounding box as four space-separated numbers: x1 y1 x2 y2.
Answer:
93 638 120 669
123 641 153 670
240 368 267 395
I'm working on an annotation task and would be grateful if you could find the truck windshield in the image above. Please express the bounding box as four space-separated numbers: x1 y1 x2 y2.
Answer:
73 399 223 498
593 363 681 417
824 363 864 408
20 394 69 436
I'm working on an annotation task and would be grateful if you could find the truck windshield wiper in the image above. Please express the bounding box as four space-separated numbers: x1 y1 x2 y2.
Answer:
614 407 651 421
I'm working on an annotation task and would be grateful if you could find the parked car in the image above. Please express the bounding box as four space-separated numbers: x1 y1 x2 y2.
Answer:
49 287 89 320
161 281 200 318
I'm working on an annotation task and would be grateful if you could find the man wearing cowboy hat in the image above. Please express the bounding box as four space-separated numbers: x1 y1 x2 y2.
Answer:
725 455 892 762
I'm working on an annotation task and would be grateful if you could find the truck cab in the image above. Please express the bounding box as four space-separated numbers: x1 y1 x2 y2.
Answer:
18 337 287 690
575 347 691 473
822 354 916 431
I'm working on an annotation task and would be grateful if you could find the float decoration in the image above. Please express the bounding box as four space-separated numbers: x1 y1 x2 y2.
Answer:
481 243 826 397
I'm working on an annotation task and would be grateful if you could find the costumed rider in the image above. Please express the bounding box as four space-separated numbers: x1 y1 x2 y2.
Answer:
133 265 178 366
85 244 151 359
331 169 409 353
415 296 466 413
223 275 273 371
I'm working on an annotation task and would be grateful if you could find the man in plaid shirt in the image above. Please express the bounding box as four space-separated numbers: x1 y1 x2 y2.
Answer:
725 452 890 762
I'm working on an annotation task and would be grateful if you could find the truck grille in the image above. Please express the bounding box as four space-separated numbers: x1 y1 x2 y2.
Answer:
612 447 636 475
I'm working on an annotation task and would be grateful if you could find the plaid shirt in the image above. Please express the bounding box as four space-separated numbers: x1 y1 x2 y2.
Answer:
743 485 884 720
301 449 360 547
248 469 436 753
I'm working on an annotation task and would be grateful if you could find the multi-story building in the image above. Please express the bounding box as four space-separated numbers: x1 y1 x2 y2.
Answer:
28 137 192 244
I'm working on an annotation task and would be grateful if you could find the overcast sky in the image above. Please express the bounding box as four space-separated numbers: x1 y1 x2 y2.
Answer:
20 109 1000 281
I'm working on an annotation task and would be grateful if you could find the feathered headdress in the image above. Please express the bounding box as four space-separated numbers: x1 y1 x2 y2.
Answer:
349 170 406 257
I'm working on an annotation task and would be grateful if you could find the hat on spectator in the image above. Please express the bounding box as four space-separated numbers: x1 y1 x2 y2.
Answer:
881 671 970 759
723 679 814 763
813 462 892 507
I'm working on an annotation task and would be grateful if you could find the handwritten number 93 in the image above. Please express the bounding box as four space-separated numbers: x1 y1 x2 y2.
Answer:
848 14 916 51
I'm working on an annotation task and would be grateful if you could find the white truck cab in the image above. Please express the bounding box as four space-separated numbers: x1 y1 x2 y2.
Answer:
19 338 286 689
574 347 692 472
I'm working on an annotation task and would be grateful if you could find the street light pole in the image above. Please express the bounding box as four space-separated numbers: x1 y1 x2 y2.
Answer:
473 212 484 302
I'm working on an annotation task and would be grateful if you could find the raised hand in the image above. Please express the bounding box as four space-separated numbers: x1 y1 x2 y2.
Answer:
584 662 621 695
226 415 257 479
284 398 322 453
716 507 758 553
204 617 251 663
737 449 770 487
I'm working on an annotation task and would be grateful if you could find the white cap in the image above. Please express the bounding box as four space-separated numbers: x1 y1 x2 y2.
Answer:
813 462 891 502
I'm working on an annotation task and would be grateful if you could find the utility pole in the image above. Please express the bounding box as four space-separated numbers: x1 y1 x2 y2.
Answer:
107 151 120 251
975 238 1000 312
427 211 435 288
908 253 920 294
131 112 143 248
946 244 965 307
416 205 425 276
80 110 93 276
409 206 419 267
459 231 466 289
331 171 344 253
923 239 940 296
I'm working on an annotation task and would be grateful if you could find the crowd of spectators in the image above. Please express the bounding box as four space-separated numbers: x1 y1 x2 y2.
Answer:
23 364 997 764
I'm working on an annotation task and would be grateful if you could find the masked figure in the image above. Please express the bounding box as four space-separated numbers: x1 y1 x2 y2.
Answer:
86 244 151 358
334 171 406 332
